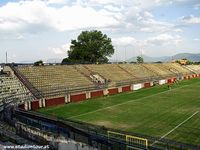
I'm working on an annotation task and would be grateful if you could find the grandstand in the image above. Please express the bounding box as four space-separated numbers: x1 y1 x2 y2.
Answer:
164 63 191 75
17 65 95 98
185 65 200 74
0 62 195 109
143 63 176 77
13 63 195 100
85 64 136 83
74 65 106 85
0 66 34 111
87 64 132 82
74 65 92 77
119 64 157 79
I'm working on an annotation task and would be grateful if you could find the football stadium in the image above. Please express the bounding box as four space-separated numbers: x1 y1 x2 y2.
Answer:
0 63 200 150
1 1 200 150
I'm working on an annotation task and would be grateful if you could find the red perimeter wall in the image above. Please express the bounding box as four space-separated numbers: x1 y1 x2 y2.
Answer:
184 76 191 80
31 100 39 110
192 74 197 78
108 88 118 95
167 79 173 83
144 82 151 88
45 97 65 107
91 90 104 98
122 86 131 92
70 93 86 102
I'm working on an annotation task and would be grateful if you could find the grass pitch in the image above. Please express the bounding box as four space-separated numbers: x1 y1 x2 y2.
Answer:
38 78 200 146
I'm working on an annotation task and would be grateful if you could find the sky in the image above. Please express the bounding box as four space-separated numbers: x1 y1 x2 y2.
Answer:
0 0 200 63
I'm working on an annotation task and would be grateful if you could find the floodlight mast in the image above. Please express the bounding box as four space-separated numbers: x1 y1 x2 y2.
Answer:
6 51 8 64
115 46 118 64
125 46 127 62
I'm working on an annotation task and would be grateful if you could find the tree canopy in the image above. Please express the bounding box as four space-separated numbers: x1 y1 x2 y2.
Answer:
62 30 114 64
34 60 44 66
137 56 144 64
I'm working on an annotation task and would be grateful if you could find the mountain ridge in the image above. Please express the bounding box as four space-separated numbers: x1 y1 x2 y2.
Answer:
127 53 200 62
18 53 200 63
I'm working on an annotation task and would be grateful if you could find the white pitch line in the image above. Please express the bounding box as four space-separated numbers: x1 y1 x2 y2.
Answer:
67 82 198 119
151 111 199 146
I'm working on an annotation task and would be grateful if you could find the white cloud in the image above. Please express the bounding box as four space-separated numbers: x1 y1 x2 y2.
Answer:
16 34 24 40
174 28 183 32
88 0 122 5
143 11 154 18
194 38 200 41
112 37 137 46
49 43 71 54
109 34 182 49
0 34 25 40
193 3 200 10
139 18 174 33
0 0 176 35
51 6 120 31
46 0 67 4
0 0 120 32
121 7 175 33
180 15 200 24
88 0 170 12
146 34 182 45
0 0 198 63
104 5 122 12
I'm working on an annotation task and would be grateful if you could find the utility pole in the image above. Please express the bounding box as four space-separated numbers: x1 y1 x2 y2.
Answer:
115 46 117 63
125 46 127 62
140 45 144 58
6 52 8 64
132 47 135 62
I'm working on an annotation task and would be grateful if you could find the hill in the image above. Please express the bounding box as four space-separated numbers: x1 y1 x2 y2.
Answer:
127 53 200 62
172 53 200 62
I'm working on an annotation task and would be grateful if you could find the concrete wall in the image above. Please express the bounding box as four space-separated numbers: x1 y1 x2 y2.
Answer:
70 93 86 102
91 90 104 98
45 97 65 107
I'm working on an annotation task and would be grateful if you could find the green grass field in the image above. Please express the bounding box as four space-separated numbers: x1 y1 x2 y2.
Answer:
38 78 200 146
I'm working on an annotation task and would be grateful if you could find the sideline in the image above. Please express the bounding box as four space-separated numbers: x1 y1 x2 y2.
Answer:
151 111 199 146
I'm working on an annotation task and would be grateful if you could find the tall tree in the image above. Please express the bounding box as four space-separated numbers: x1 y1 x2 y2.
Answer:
62 30 114 64
34 60 44 66
137 56 144 64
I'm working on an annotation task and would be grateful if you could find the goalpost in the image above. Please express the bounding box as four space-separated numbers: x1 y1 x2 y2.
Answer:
108 131 148 149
